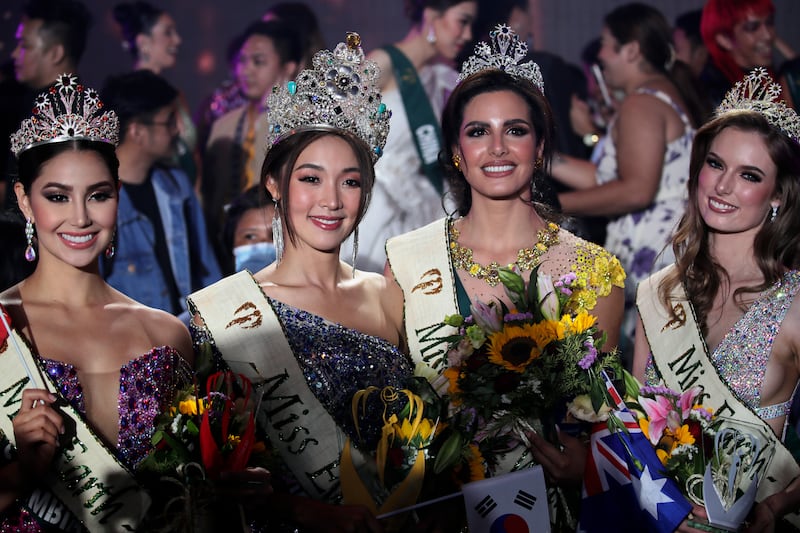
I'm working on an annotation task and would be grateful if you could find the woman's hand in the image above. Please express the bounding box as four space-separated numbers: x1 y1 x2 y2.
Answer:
675 504 710 533
12 388 63 481
217 467 273 511
743 499 778 533
527 427 587 487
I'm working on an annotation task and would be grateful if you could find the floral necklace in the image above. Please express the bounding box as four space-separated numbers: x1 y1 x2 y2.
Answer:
448 219 560 287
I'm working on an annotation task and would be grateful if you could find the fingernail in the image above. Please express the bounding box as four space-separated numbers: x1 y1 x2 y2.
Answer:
48 394 56 402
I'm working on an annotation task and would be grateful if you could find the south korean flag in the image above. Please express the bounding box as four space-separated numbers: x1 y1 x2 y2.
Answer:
462 466 550 532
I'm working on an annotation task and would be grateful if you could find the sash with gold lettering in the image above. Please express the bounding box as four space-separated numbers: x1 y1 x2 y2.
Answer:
188 271 360 503
0 329 149 532
637 265 800 528
386 218 457 375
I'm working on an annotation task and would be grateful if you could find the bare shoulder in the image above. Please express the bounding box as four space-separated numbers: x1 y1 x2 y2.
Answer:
117 302 193 364
0 284 22 310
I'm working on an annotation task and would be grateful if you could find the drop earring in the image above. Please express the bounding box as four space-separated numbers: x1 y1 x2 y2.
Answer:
452 154 461 170
426 26 437 44
105 229 116 259
272 199 284 263
771 204 779 222
24 218 36 262
351 226 359 278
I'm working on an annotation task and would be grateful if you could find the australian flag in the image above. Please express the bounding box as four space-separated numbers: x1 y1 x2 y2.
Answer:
579 409 691 533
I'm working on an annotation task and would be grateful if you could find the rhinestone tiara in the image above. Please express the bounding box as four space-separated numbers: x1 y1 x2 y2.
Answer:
458 24 544 93
716 67 799 145
266 32 391 162
10 73 119 158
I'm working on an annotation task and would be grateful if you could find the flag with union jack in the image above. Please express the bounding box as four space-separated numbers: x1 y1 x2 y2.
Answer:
579 375 690 533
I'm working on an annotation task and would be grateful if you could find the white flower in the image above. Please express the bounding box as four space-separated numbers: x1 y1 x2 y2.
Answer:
537 274 560 321
567 394 612 422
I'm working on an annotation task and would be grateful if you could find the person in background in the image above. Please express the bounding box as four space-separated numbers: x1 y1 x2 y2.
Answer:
634 68 800 532
3 0 91 207
101 70 221 315
113 1 199 186
0 210 35 292
673 9 709 79
262 2 326 71
203 20 301 263
220 185 276 275
341 0 477 273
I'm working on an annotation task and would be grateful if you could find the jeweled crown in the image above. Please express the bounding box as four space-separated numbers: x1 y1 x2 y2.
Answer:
458 24 544 93
266 32 391 162
716 67 799 144
10 73 119 157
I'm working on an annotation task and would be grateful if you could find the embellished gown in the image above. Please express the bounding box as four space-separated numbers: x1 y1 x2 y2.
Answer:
0 346 192 533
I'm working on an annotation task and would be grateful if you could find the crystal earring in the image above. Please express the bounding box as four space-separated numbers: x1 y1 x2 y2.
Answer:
351 226 359 278
105 229 116 259
426 26 437 44
771 204 779 222
24 218 36 262
271 199 284 263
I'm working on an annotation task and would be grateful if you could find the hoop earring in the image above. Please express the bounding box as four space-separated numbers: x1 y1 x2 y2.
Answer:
351 226 359 278
452 154 461 171
426 26 437 44
272 199 284 264
105 229 116 259
24 218 36 262
771 204 779 222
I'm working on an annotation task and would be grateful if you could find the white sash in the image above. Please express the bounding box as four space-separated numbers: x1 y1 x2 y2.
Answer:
0 330 149 532
386 218 458 374
637 265 800 527
188 271 354 503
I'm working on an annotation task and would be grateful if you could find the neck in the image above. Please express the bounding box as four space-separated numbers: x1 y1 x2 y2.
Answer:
116 143 155 185
135 61 161 75
22 258 110 307
396 26 439 70
459 199 547 252
708 231 762 282
623 70 666 95
273 245 350 291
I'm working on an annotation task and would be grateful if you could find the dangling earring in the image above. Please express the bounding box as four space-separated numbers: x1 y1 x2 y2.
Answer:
105 229 116 259
351 226 359 278
24 218 36 262
534 157 543 169
271 199 284 263
426 26 437 44
452 154 461 171
771 204 779 222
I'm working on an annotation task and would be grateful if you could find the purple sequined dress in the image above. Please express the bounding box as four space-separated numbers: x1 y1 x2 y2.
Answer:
0 346 192 533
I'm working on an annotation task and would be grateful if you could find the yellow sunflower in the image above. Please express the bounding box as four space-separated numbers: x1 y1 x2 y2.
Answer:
672 424 696 447
487 325 544 372
466 444 486 482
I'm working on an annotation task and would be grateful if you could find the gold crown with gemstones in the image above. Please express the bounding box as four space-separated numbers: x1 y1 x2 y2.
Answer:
716 67 799 144
10 73 119 157
458 24 544 93
266 32 391 162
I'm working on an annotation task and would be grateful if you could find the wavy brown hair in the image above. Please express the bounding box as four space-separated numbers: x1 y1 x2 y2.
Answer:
659 111 800 332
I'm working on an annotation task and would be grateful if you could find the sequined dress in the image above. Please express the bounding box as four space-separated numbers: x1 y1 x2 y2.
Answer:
645 270 800 434
0 346 192 533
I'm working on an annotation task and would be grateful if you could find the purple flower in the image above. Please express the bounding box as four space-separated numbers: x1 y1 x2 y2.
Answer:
578 339 597 369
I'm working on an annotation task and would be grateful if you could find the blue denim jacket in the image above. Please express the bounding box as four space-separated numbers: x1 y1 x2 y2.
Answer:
102 166 222 314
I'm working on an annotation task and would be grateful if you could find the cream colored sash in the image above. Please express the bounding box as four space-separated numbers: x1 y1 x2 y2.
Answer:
188 271 355 503
386 218 458 374
0 330 149 532
637 265 800 527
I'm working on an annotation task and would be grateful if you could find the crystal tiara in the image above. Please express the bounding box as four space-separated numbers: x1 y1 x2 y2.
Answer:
716 67 799 145
10 73 119 157
266 32 391 162
458 24 544 93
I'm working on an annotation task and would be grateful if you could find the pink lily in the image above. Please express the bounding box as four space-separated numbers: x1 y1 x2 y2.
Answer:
638 393 683 445
678 386 703 420
470 300 502 333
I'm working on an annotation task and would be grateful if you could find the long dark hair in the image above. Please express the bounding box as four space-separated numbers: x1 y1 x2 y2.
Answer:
659 112 800 331
113 1 165 58
17 140 120 193
260 130 375 247
440 69 556 217
404 0 471 23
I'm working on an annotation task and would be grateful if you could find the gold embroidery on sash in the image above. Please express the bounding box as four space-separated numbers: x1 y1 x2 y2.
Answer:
662 303 686 331
412 269 443 295
226 302 263 329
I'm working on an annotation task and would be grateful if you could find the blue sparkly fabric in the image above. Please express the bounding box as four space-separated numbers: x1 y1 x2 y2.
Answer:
39 346 192 468
270 299 413 450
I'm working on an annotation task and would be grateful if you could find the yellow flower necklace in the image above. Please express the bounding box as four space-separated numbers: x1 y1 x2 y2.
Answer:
448 219 560 287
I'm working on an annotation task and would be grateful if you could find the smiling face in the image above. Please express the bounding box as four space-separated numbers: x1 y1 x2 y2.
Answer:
267 135 365 255
138 13 181 72
696 127 779 237
16 149 118 270
454 90 541 205
429 1 477 61
720 10 775 70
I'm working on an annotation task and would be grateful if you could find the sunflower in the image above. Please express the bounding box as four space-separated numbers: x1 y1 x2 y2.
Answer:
465 444 486 482
559 310 597 334
487 324 546 372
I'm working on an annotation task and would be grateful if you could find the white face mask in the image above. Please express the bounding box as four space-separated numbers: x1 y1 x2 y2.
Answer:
233 242 276 273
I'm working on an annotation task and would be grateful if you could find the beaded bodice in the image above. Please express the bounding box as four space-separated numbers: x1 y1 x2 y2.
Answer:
39 346 192 468
711 270 800 417
270 299 413 449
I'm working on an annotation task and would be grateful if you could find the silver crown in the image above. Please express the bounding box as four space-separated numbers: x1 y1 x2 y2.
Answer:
10 73 119 157
266 32 391 162
716 67 799 144
458 24 544 93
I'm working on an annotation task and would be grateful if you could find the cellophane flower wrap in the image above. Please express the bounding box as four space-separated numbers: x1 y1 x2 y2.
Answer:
434 266 624 478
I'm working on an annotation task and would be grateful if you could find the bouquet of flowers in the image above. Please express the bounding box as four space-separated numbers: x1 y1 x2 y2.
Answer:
137 369 272 532
434 266 624 477
341 376 444 530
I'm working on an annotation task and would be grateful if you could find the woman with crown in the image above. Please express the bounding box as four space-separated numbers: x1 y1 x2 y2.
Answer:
385 25 625 531
634 68 800 531
188 34 416 532
0 75 194 531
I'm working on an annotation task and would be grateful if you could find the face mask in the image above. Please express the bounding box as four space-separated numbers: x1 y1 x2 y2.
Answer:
234 242 276 273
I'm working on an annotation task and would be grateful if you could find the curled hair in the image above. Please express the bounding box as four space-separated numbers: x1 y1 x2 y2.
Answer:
113 1 165 58
403 0 470 23
659 112 800 332
16 140 120 194
260 130 375 247
439 69 556 218
701 0 775 84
